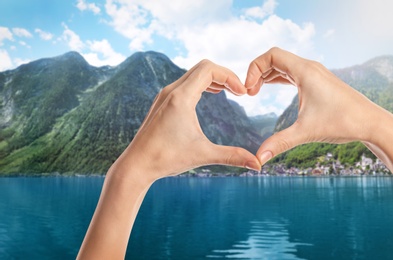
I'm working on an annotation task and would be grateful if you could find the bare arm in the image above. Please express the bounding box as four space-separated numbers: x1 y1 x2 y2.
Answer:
246 47 393 172
362 107 393 171
77 60 261 259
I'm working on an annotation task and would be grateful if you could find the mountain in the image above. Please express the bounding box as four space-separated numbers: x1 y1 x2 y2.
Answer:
249 112 278 140
0 51 263 175
273 55 393 167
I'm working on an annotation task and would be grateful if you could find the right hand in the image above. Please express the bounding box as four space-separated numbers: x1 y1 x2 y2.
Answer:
245 47 380 165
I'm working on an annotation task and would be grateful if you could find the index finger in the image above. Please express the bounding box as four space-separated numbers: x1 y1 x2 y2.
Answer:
180 59 246 103
245 47 303 89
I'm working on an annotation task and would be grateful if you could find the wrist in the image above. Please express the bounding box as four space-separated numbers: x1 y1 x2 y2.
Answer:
366 105 393 146
349 92 388 143
106 149 156 191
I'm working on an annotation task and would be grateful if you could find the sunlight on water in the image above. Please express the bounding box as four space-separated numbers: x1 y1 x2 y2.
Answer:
207 220 311 259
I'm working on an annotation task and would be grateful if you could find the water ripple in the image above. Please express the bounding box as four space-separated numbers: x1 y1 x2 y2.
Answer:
206 220 312 259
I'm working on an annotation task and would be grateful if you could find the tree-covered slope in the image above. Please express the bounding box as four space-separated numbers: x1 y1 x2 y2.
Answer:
273 56 393 167
0 51 263 174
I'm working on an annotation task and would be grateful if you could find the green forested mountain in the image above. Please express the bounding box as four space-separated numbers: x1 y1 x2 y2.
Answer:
0 51 263 175
273 56 393 168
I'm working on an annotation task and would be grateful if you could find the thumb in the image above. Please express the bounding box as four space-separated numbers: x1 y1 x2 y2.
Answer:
206 144 261 171
257 122 305 165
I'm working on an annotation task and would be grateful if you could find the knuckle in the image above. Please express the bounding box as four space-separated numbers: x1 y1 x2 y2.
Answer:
268 46 281 55
273 133 291 153
197 59 216 72
225 147 243 165
166 89 184 108
198 59 213 69
277 139 291 153
198 59 213 66
159 86 171 97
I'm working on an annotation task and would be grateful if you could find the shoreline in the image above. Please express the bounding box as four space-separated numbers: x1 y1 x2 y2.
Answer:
0 172 391 178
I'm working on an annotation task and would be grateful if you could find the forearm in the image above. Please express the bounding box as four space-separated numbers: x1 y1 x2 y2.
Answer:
77 161 152 260
362 103 393 172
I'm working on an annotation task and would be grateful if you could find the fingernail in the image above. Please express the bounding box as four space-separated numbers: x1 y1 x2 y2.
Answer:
259 151 273 165
245 161 261 172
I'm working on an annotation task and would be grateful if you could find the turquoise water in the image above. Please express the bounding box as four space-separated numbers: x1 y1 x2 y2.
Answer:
1 176 393 259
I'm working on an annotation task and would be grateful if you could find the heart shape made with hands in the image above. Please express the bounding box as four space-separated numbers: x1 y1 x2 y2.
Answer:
195 54 299 171
235 63 298 165
209 48 313 169
142 47 371 178
137 55 302 177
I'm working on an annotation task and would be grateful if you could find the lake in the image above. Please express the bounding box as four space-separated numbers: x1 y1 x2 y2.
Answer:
0 176 393 259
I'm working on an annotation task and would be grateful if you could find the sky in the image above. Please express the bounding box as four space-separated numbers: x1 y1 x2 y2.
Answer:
1 0 393 117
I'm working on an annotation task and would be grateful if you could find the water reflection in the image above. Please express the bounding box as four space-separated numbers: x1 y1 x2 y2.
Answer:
1 176 393 259
129 176 393 259
207 220 311 259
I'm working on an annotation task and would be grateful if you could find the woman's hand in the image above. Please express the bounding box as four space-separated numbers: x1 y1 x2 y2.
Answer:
245 47 393 171
113 59 261 185
77 60 261 260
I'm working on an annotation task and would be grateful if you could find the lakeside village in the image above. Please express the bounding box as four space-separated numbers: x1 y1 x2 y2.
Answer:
191 153 391 177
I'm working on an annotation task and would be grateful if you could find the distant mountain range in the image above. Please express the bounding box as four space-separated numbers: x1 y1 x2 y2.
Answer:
0 51 267 175
1 52 391 174
249 112 278 140
273 55 393 168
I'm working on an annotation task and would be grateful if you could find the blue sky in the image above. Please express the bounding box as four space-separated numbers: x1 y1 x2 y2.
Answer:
1 0 393 116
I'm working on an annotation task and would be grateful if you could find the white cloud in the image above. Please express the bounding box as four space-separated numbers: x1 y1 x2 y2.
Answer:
14 57 30 67
35 28 54 41
243 0 278 20
83 39 125 66
12 27 33 38
228 85 297 116
104 0 232 50
173 15 316 81
76 0 101 14
19 41 31 49
104 0 153 50
141 0 231 26
60 24 85 51
0 49 30 72
58 24 124 67
102 0 317 116
0 27 13 46
0 49 13 71
275 87 298 106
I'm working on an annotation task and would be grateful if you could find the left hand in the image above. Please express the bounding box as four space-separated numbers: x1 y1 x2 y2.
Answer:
244 47 383 165
110 59 261 186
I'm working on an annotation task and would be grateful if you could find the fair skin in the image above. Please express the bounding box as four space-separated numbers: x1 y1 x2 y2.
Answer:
77 60 261 259
245 47 393 171
77 48 393 259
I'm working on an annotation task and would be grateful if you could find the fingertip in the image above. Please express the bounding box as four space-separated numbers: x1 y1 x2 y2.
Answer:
245 62 261 89
258 150 273 166
247 78 263 96
245 160 261 172
210 144 260 170
256 123 305 165
247 88 258 96
245 74 258 90
222 71 247 96
233 83 247 95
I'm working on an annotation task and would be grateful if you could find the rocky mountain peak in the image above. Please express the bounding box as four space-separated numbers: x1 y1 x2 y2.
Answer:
0 51 262 174
365 56 393 82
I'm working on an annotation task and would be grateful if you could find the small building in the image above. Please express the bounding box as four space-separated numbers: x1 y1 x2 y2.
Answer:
312 167 323 175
